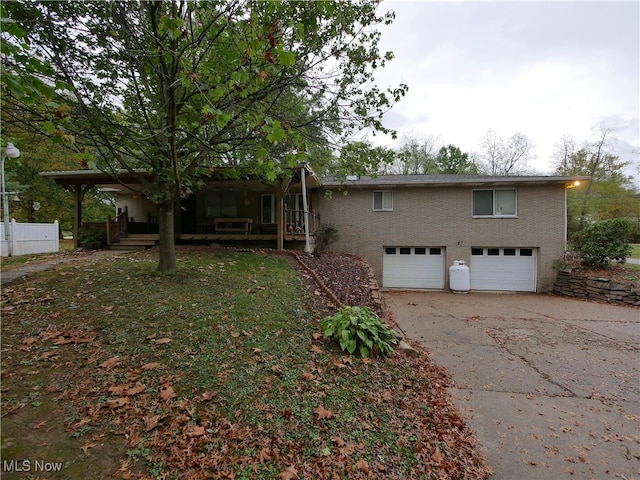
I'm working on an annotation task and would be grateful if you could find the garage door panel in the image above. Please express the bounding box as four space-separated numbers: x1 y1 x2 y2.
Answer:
383 247 444 289
470 248 536 292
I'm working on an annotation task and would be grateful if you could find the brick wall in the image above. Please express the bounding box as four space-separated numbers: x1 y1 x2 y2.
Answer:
314 183 567 293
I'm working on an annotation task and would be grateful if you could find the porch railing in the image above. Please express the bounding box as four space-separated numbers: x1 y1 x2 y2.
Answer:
285 209 320 235
107 206 128 245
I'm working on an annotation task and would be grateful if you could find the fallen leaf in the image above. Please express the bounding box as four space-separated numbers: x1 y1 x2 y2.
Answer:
159 384 176 401
311 345 324 354
108 385 127 396
332 436 346 447
355 458 370 473
125 382 146 396
106 397 129 409
313 405 334 420
141 362 161 371
143 414 162 432
186 425 206 437
154 337 172 345
81 442 97 454
22 337 39 346
201 391 217 401
258 447 272 463
432 448 443 464
279 466 298 480
33 421 47 429
301 372 315 381
100 356 120 369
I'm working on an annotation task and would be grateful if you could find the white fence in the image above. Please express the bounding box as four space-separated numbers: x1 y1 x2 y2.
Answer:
1 220 59 257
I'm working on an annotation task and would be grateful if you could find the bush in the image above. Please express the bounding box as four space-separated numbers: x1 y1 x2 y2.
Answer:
573 218 633 268
320 306 400 358
78 227 106 250
314 222 339 257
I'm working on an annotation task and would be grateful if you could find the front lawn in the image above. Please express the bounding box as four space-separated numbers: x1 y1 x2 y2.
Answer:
1 248 490 479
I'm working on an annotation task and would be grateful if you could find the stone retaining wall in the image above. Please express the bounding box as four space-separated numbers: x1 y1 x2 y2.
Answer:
553 271 640 306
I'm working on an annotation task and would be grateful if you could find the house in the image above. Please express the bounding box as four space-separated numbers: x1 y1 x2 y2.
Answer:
41 167 583 293
40 165 319 252
313 174 584 293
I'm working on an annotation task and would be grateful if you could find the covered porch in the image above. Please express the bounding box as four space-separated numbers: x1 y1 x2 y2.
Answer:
40 165 319 252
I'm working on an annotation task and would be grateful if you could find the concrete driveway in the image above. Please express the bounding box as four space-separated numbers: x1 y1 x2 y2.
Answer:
384 291 639 480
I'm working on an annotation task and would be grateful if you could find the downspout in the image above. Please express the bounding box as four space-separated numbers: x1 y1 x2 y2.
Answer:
301 166 311 255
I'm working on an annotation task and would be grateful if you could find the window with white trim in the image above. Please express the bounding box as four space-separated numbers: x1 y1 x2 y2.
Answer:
373 191 393 211
473 189 517 217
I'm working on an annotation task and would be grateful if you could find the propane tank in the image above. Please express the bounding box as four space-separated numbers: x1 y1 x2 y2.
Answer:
449 260 470 293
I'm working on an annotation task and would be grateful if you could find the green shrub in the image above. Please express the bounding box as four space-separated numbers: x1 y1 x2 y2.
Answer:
313 222 339 257
78 227 106 250
573 218 633 268
320 306 400 358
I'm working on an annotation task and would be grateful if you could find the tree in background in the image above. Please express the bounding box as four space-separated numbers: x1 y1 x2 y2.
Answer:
478 129 534 176
433 144 479 175
386 134 440 174
552 127 638 239
2 1 407 273
382 134 478 175
0 114 114 233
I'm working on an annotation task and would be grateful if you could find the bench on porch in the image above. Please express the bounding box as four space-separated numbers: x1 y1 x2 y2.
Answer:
200 217 253 234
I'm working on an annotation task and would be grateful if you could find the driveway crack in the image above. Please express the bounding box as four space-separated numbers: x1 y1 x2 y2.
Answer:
483 326 578 398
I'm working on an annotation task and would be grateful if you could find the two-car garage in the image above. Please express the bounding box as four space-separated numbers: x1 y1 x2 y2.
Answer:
382 246 537 292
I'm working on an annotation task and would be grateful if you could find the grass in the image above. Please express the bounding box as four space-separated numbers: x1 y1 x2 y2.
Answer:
630 243 640 259
0 239 75 270
0 248 489 479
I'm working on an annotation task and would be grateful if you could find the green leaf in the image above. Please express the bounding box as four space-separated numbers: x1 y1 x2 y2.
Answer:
277 48 296 67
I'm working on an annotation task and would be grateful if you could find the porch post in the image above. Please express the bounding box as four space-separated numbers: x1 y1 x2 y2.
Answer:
73 185 82 249
301 167 311 255
276 190 284 251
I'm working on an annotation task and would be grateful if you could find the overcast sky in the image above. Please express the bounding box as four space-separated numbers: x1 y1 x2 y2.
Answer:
372 0 639 177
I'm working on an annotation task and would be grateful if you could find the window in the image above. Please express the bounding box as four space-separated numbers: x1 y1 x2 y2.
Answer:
373 191 393 211
399 247 411 255
205 192 237 218
414 247 426 255
385 247 396 254
473 189 517 217
261 194 276 224
429 248 442 255
504 248 516 256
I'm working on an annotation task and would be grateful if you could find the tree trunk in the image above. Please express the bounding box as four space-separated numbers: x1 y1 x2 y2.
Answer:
157 201 177 275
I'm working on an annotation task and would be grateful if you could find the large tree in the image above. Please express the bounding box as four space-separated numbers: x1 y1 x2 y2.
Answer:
1 0 407 273
552 127 637 235
433 144 478 175
478 129 534 176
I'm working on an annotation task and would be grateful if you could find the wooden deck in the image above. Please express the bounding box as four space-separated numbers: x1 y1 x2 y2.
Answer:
109 233 312 250
178 233 309 242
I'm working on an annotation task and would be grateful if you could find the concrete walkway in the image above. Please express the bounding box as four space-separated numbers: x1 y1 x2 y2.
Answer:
384 291 639 480
1 250 132 286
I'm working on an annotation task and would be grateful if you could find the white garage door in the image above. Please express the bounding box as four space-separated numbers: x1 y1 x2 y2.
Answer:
470 247 536 292
383 247 445 289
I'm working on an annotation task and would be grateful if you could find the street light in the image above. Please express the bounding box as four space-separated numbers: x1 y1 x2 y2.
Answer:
2 143 21 256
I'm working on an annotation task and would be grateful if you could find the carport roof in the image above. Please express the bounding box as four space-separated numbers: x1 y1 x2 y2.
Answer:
321 174 587 188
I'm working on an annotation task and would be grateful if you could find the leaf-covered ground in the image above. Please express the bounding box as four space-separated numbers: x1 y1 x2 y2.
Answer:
1 247 491 479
